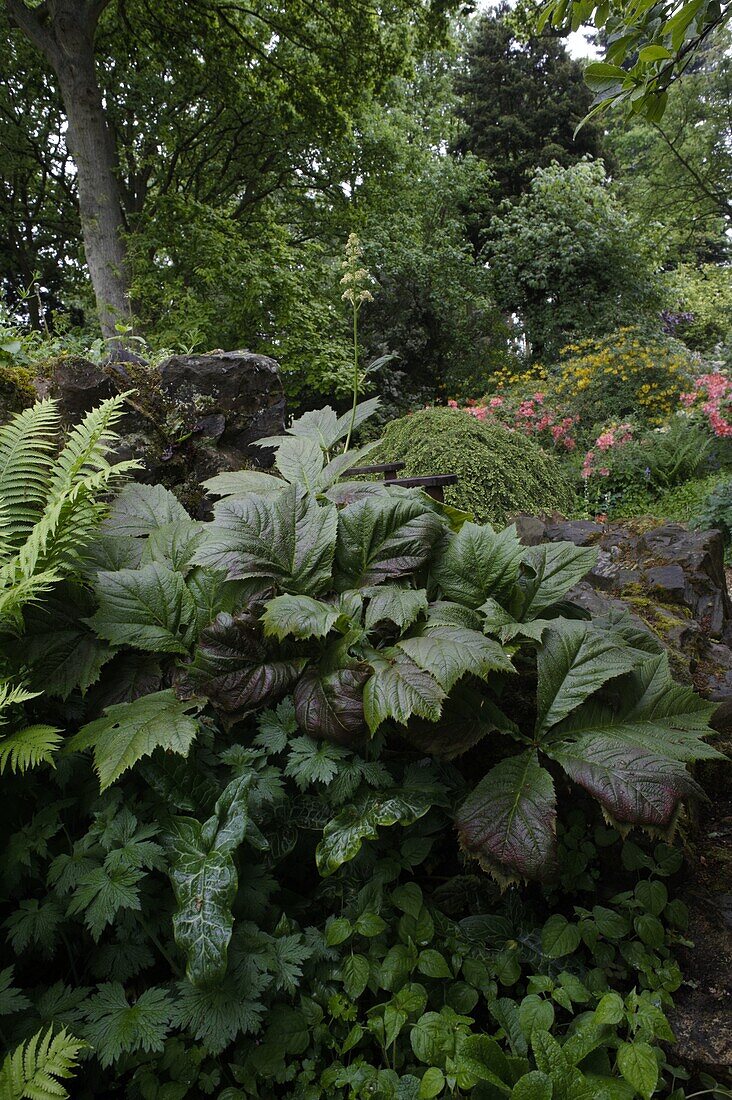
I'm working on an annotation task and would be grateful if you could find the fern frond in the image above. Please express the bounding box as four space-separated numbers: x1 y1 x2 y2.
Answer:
0 1026 85 1100
0 401 59 548
46 395 130 504
0 725 62 775
0 680 40 727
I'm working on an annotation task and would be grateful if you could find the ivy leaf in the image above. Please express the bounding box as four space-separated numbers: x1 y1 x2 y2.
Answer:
193 484 338 595
166 775 251 985
293 665 370 746
364 586 429 632
616 1041 658 1100
518 543 598 619
316 790 433 876
334 495 444 589
261 594 340 641
88 563 196 654
433 521 524 608
397 622 514 692
68 689 200 790
188 611 306 722
535 622 636 736
106 483 190 537
455 751 558 884
84 983 173 1068
363 648 445 733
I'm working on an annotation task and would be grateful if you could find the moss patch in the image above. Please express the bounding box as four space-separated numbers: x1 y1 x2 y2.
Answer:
0 362 36 420
372 407 575 526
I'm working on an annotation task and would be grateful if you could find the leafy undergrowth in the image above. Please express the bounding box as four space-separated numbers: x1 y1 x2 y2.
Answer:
0 398 728 1099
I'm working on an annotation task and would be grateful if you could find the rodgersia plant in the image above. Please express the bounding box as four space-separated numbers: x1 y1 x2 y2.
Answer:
0 396 724 1097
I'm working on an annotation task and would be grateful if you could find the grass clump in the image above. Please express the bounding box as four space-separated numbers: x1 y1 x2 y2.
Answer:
373 406 575 525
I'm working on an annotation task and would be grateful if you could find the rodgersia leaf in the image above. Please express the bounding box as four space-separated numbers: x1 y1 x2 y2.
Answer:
274 436 325 490
518 543 598 619
334 494 444 589
535 622 636 736
193 484 338 595
433 521 524 609
88 563 196 654
141 521 205 574
316 789 434 876
68 689 200 790
363 648 445 733
363 586 428 632
293 665 369 746
404 686 518 759
396 621 514 692
166 775 251 985
187 611 306 722
261 593 340 642
455 751 558 884
105 483 190 538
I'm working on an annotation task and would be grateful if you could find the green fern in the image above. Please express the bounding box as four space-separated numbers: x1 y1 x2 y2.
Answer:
0 724 63 775
0 1026 85 1100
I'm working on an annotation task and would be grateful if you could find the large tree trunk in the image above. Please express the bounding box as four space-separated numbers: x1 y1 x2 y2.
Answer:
6 0 131 339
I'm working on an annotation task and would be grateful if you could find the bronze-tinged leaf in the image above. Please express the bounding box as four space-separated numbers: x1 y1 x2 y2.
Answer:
294 666 370 747
455 752 558 885
549 738 705 828
186 611 305 721
402 687 516 760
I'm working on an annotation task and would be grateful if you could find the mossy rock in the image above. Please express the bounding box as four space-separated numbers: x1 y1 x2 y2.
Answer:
372 407 575 526
0 362 36 420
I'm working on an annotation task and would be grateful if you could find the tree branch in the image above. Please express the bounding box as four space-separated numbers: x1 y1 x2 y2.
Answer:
5 0 57 63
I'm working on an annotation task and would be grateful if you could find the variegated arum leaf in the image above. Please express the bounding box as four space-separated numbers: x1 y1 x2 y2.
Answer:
316 789 434 876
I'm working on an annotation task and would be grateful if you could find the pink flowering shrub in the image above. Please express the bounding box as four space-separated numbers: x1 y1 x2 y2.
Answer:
581 424 634 482
445 394 578 451
680 373 732 438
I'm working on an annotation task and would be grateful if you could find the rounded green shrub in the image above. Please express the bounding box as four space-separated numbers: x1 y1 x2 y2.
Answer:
373 407 575 525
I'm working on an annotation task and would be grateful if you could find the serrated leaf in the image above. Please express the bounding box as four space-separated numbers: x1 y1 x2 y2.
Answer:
536 622 636 736
335 495 444 589
519 543 598 619
261 594 340 641
294 665 369 746
316 790 433 876
68 689 200 790
342 954 370 1000
617 1041 658 1100
275 436 325 489
364 586 429 631
166 775 251 985
202 469 285 497
84 983 172 1067
403 686 516 759
456 751 557 884
106 483 190 537
87 563 196 654
194 484 337 595
434 522 523 609
187 611 306 722
397 621 514 692
141 521 205 574
363 648 445 733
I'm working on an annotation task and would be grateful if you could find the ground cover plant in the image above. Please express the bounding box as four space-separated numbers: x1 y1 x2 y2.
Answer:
0 396 726 1099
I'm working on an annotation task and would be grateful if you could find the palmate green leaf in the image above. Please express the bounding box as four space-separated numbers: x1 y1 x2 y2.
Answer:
68 689 201 790
261 593 340 641
166 775 251 985
0 725 62 775
433 522 524 609
364 586 429 632
0 967 30 1016
284 736 350 789
0 1025 85 1100
66 865 144 941
455 751 558 884
194 484 338 595
316 789 434 876
363 648 445 733
275 436 325 490
535 622 637 736
334 494 445 590
105 483 190 538
87 563 196 654
84 983 173 1068
397 621 514 692
518 543 598 620
188 611 306 722
293 665 369 746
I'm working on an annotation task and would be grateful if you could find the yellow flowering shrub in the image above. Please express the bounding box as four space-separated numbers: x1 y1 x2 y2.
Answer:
551 327 693 426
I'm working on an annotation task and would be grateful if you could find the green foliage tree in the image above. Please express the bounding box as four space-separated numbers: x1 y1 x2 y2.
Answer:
453 7 607 199
485 159 664 361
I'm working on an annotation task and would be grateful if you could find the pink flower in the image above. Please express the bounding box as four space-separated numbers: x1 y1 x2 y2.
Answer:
447 399 458 408
489 396 504 408
599 468 610 477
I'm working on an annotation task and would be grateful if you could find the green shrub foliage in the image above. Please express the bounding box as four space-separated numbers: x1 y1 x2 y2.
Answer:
0 399 722 1096
371 407 575 525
